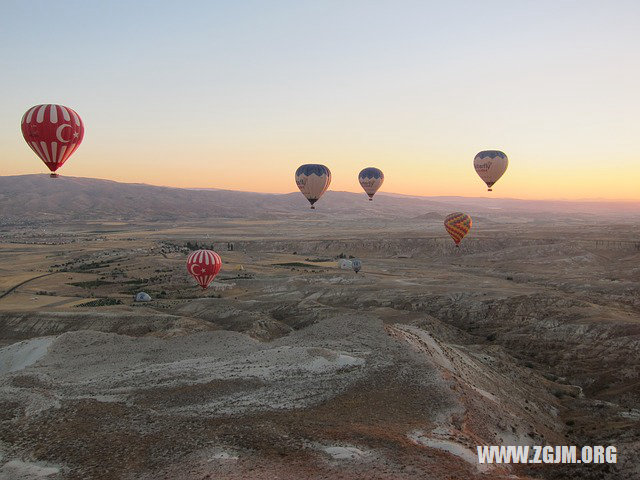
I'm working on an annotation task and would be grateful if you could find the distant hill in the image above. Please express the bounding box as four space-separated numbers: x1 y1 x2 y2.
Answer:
411 212 445 221
411 212 502 226
0 175 638 224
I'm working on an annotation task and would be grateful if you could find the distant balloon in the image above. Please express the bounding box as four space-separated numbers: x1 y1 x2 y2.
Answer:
21 104 85 178
186 249 222 289
473 150 508 191
351 259 362 273
358 167 384 201
338 259 353 270
295 164 331 209
444 212 472 247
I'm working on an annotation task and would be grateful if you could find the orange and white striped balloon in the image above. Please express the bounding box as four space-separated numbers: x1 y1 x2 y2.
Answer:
186 249 222 289
444 212 472 246
21 104 84 177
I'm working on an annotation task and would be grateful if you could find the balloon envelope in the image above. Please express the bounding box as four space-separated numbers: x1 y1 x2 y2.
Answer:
444 212 472 246
295 164 331 209
186 249 222 289
351 259 362 273
338 259 353 269
21 104 85 177
358 167 384 200
473 150 508 191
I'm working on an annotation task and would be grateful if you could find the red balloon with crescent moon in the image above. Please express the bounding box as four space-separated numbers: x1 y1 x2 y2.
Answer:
21 104 85 177
186 249 222 289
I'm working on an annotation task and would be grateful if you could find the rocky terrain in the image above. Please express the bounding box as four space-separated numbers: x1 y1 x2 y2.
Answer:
0 181 638 479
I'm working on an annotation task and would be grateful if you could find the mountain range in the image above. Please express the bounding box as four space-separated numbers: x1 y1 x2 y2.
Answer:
1 174 638 223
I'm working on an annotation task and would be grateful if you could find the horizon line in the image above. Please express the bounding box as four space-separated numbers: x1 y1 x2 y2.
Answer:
3 173 640 205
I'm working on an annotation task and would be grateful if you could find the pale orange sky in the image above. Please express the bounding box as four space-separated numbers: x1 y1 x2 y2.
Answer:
2 1 639 200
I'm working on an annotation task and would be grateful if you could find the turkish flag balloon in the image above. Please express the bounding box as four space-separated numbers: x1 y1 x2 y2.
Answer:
21 104 85 177
186 249 222 289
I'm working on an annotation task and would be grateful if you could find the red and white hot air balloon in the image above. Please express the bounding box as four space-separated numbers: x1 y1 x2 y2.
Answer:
186 249 222 289
21 104 85 178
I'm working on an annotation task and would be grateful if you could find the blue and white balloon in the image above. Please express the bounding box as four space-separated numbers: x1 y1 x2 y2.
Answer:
473 151 508 191
358 167 384 201
295 164 331 209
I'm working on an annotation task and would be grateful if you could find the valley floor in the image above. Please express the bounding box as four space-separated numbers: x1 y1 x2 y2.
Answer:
0 219 638 479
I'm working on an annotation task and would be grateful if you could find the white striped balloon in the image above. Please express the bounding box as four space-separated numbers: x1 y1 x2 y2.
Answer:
186 249 222 289
21 104 85 177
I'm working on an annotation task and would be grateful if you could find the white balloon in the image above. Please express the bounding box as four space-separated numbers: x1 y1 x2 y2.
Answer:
295 164 331 209
358 167 384 200
474 150 508 191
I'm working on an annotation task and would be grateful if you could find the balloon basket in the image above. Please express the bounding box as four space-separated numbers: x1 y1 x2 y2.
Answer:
50 173 59 178
310 206 315 210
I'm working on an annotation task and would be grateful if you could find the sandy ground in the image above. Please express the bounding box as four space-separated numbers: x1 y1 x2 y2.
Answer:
0 218 638 479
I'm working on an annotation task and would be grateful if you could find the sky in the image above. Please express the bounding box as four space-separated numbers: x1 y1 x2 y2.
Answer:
1 0 639 200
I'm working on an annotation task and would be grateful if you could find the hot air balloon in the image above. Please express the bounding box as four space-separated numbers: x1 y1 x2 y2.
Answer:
473 150 508 191
444 212 472 247
21 104 85 178
358 167 384 201
338 259 352 269
351 259 362 273
295 164 331 209
186 249 222 289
